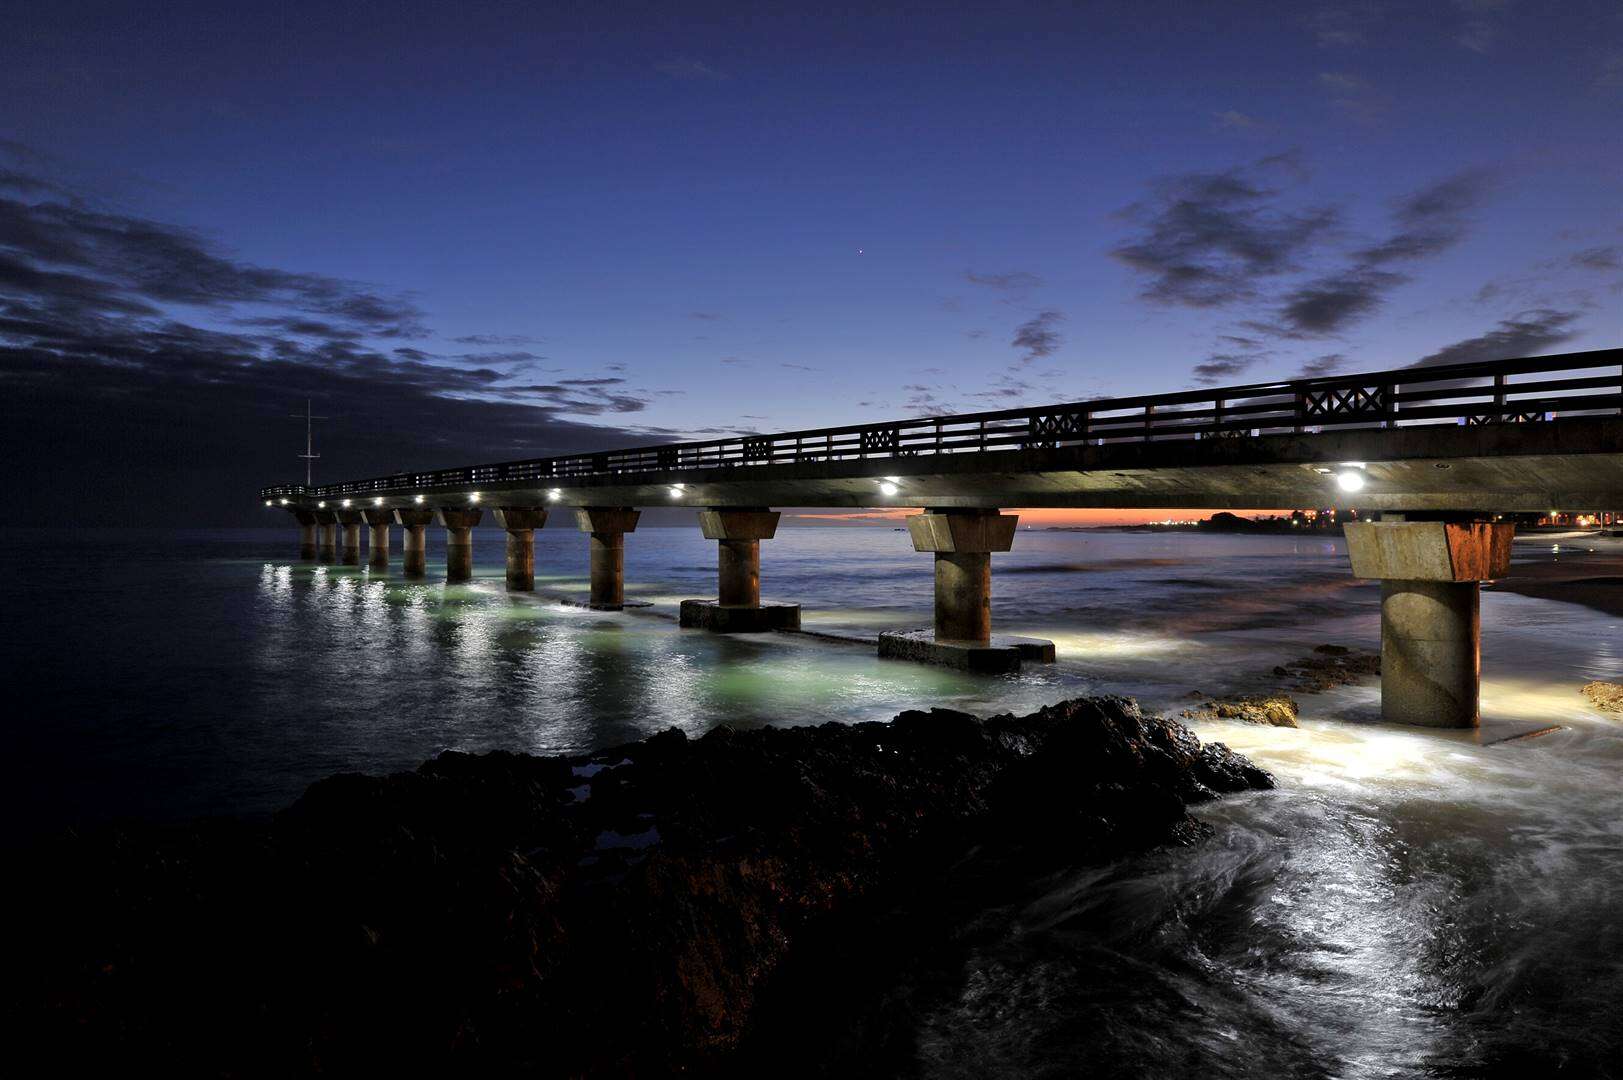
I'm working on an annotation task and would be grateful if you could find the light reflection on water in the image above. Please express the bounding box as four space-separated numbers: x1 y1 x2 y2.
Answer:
5 525 1623 1074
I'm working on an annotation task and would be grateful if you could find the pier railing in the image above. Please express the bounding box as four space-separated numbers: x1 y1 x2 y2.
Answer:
260 348 1623 500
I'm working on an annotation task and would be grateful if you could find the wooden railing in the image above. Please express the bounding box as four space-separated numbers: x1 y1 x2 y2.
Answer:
260 348 1623 501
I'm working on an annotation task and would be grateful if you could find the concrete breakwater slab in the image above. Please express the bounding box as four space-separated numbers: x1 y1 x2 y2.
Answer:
679 598 801 632
878 628 1056 673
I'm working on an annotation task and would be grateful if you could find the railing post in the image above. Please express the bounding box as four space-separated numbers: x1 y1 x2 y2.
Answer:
1143 403 1155 440
1383 382 1396 429
1213 396 1224 437
1293 389 1305 434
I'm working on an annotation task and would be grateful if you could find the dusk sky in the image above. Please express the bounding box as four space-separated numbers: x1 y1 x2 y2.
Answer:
3 0 1620 524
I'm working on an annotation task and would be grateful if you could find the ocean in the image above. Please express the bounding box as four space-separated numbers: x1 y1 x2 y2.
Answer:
4 523 1621 1075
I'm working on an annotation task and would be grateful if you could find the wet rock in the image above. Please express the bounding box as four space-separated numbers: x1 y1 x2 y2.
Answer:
11 696 1271 1076
1183 693 1301 728
1276 644 1380 694
1581 680 1623 714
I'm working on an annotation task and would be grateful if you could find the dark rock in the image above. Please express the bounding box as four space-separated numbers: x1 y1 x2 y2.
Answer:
10 696 1271 1076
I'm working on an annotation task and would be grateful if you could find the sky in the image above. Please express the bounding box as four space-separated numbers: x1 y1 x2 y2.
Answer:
2 0 1619 526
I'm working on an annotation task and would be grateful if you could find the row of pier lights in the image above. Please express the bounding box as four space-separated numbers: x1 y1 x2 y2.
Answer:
284 502 1515 731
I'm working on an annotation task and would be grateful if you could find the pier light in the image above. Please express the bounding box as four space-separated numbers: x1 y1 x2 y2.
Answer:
547 489 562 501
317 500 326 508
341 498 351 508
669 483 686 499
884 476 901 484
1335 468 1367 494
470 492 481 503
264 500 272 507
413 494 425 504
373 497 383 506
879 481 899 497
279 498 289 505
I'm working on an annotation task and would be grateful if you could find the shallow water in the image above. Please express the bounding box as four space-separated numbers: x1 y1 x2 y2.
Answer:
3 523 1620 1074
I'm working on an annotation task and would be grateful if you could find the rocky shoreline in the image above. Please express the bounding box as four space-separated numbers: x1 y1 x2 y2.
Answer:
11 697 1271 1076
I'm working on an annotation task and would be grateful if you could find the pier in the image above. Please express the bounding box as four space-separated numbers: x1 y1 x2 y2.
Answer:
261 348 1623 728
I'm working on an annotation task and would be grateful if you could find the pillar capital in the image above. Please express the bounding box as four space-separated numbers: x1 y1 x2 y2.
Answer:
434 508 483 530
575 507 640 534
394 508 436 527
361 507 395 526
311 509 339 526
493 507 549 532
292 509 319 526
333 509 366 526
698 508 780 541
905 509 1017 554
1345 521 1513 582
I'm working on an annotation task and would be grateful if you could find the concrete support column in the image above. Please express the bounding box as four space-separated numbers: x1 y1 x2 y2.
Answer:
934 550 992 642
911 510 1015 644
394 508 435 578
335 509 364 565
718 539 761 606
493 507 548 591
313 511 338 563
877 509 1053 672
575 508 640 609
361 507 392 571
1345 520 1514 728
435 508 482 583
294 510 318 561
680 509 800 631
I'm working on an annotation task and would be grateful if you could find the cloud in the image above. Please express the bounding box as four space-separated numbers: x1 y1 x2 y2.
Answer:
655 57 728 82
1214 110 1265 132
1266 169 1493 336
0 144 669 524
450 333 537 346
1317 70 1387 123
1453 0 1511 53
1411 309 1582 367
1297 352 1348 377
1191 353 1261 384
1304 3 1381 47
688 311 722 320
1570 246 1621 271
965 270 1044 292
1012 310 1064 363
1111 159 1337 308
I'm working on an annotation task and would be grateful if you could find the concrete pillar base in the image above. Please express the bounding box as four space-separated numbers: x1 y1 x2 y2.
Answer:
435 508 481 583
294 511 318 561
395 508 435 578
362 508 392 571
877 629 1055 674
1345 521 1513 730
314 512 338 563
493 508 548 591
340 523 361 565
576 508 639 609
679 599 801 632
906 510 1018 645
1379 579 1481 728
